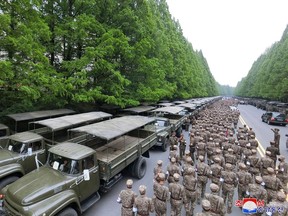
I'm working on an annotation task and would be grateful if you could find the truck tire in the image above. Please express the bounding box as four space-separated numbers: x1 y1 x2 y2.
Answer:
0 176 19 190
133 157 147 179
57 207 78 216
161 138 168 152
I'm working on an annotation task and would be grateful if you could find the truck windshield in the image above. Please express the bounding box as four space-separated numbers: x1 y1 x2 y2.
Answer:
156 120 167 127
48 153 79 175
6 141 28 154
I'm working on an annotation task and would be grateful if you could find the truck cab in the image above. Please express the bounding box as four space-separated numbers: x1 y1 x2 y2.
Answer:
0 132 46 190
0 124 10 148
2 142 100 216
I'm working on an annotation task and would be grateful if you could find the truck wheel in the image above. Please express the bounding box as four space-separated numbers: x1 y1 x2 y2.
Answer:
0 176 19 190
133 157 147 179
161 138 168 152
57 207 78 216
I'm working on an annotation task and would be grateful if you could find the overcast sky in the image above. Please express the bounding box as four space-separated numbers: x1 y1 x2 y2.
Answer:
166 0 288 87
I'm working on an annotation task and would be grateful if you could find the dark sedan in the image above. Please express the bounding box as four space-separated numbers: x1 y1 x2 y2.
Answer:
261 112 288 126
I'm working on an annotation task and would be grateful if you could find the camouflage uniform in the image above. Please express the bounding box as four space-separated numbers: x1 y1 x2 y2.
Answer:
271 128 280 153
196 199 218 216
204 183 226 216
210 157 223 188
134 185 154 216
232 140 242 161
169 173 187 216
277 155 288 186
166 157 181 184
189 133 196 162
153 173 169 216
196 137 206 160
224 148 237 171
242 143 252 164
169 132 178 151
266 141 280 166
221 163 238 213
178 134 186 160
248 135 258 150
265 192 288 216
263 167 286 203
236 163 253 200
154 160 164 180
182 156 195 177
183 167 197 216
260 151 274 176
206 137 215 165
247 176 267 205
247 149 261 180
118 179 137 216
196 156 210 204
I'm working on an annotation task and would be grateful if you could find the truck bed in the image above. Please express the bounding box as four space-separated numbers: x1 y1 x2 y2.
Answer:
96 135 142 163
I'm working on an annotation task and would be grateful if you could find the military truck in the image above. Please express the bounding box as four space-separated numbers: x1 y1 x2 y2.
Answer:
151 106 186 137
0 112 112 190
0 124 9 148
1 115 157 216
152 117 172 151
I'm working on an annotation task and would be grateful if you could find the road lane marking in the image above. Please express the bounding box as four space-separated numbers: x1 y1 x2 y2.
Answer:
239 115 265 157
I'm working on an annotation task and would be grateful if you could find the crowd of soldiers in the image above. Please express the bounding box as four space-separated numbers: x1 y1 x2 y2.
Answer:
117 100 288 216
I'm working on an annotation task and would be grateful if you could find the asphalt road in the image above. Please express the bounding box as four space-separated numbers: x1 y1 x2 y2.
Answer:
84 104 287 216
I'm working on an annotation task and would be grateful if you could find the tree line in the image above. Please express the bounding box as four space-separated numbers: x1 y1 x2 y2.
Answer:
234 24 288 102
0 0 219 116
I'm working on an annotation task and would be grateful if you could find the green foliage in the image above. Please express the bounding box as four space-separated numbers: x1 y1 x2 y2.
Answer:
235 25 288 102
0 0 219 116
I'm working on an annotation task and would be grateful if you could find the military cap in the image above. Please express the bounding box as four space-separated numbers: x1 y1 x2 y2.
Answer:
171 157 176 163
251 149 257 154
139 185 147 194
209 137 213 141
185 150 190 155
210 183 219 192
240 135 244 138
214 157 221 163
186 156 192 163
228 148 233 152
202 199 211 211
255 176 263 184
158 173 166 181
250 134 255 138
199 137 204 141
199 155 204 162
225 163 232 170
239 163 246 170
277 191 286 201
157 160 163 165
173 145 178 150
246 143 251 147
266 151 271 156
126 179 133 187
279 155 285 161
267 167 274 174
173 173 180 181
270 141 275 145
216 149 221 154
187 167 194 175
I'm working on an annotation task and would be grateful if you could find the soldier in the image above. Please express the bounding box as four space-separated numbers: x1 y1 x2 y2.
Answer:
169 146 181 165
206 137 215 165
184 117 190 131
236 163 253 200
210 157 223 188
220 163 238 213
189 133 196 162
246 176 267 205
212 148 225 167
266 141 279 166
166 157 181 184
271 128 280 153
204 183 226 216
262 167 286 203
169 131 178 151
277 155 288 186
183 167 197 216
224 148 237 171
242 143 252 164
182 156 195 177
153 173 169 216
247 149 261 180
260 151 274 176
134 185 154 216
196 137 206 160
154 160 164 180
248 134 258 150
196 155 210 204
221 137 231 156
265 191 288 216
196 200 216 216
178 133 186 160
117 179 137 216
232 140 242 162
247 127 255 138
169 173 186 216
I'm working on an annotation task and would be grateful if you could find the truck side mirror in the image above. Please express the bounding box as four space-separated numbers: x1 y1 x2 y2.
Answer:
83 169 90 181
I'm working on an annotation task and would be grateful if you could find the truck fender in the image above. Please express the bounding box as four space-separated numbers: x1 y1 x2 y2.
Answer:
30 190 81 216
0 163 24 179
